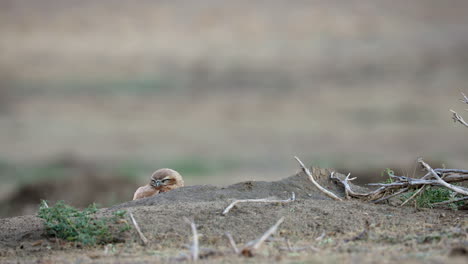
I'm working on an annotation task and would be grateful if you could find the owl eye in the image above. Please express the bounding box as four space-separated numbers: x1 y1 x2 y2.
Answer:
151 179 156 184
162 179 170 183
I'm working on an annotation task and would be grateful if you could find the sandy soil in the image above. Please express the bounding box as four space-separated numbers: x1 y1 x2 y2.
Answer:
1 169 466 263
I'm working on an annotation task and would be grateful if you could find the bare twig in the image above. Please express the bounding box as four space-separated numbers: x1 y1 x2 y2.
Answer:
222 192 295 215
418 158 468 196
294 156 343 201
241 217 285 257
400 185 426 206
372 187 409 204
434 168 468 174
225 232 239 254
315 232 326 241
184 217 199 261
431 196 468 206
450 109 468 127
129 212 149 246
460 92 468 104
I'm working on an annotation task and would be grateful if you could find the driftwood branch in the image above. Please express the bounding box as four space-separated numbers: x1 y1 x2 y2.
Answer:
294 156 343 201
222 192 295 215
184 217 199 261
129 212 149 246
241 217 284 257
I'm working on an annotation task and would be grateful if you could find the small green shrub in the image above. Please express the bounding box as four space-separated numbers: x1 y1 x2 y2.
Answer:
381 168 395 184
400 187 464 209
38 200 130 245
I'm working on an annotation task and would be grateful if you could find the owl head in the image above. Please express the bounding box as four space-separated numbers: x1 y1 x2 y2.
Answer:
149 168 184 191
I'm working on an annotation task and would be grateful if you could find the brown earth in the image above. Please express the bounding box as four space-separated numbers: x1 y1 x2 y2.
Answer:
0 169 466 263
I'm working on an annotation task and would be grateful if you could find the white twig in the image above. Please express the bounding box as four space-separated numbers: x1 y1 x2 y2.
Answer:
129 212 149 246
418 158 468 196
241 217 285 257
184 217 199 261
222 192 295 215
460 92 468 104
400 185 426 206
225 232 239 254
294 156 343 201
315 232 326 241
450 109 468 127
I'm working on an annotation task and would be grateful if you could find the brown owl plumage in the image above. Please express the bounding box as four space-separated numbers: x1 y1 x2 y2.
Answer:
133 168 184 200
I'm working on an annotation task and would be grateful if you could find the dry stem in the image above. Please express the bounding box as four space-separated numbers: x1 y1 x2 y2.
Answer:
400 185 426 206
241 217 285 257
225 232 239 254
450 109 468 127
294 156 343 201
184 217 199 261
222 192 295 215
129 212 149 246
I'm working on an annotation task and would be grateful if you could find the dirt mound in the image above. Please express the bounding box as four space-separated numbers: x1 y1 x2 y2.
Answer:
0 169 466 263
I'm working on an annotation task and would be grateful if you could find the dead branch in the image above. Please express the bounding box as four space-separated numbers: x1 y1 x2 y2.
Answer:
129 212 149 246
330 172 390 201
331 161 467 204
450 109 468 127
431 196 468 206
222 192 295 216
225 232 239 254
434 168 468 175
294 156 343 201
372 187 409 204
241 217 284 257
184 217 199 261
418 158 468 196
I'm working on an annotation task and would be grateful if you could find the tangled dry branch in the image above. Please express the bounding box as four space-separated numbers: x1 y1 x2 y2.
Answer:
294 156 467 207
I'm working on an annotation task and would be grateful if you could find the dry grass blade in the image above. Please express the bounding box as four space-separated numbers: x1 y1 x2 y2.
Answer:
184 217 199 261
129 212 149 246
222 192 295 215
294 156 343 201
241 217 285 257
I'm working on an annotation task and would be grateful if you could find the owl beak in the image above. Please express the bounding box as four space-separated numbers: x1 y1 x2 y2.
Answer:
155 180 162 187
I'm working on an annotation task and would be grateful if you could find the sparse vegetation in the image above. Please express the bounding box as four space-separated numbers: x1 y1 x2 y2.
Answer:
38 200 130 245
400 186 464 209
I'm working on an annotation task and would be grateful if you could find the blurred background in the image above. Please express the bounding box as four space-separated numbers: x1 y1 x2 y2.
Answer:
1 0 467 217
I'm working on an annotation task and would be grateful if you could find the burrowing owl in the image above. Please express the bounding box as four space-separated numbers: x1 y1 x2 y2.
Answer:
133 168 184 200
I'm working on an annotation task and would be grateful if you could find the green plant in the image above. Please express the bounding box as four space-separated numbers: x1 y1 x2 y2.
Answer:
381 168 395 184
400 186 464 209
38 200 130 245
